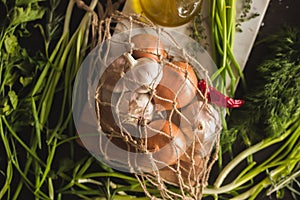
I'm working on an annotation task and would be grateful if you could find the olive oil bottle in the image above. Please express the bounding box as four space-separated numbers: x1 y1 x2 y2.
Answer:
139 0 203 27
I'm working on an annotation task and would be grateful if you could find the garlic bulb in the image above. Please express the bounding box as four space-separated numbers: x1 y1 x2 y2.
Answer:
96 53 162 132
114 53 163 93
112 92 154 127
181 98 221 157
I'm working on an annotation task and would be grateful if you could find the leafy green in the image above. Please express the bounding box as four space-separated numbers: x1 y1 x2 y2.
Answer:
16 0 45 6
224 27 300 146
8 91 18 110
4 34 19 54
1 0 49 199
1 0 128 199
208 27 300 200
11 3 45 26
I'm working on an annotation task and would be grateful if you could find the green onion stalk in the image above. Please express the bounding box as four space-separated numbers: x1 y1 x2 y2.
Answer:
197 1 300 199
206 0 247 168
1 0 147 199
32 0 102 196
0 0 99 198
210 0 246 96
204 118 300 199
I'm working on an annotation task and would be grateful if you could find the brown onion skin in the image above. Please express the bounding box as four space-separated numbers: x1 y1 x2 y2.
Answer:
150 120 205 186
131 33 167 62
140 119 186 167
156 141 205 187
154 61 198 110
96 55 131 133
156 96 221 186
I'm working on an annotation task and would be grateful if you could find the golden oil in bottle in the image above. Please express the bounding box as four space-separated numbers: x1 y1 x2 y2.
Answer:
139 0 203 27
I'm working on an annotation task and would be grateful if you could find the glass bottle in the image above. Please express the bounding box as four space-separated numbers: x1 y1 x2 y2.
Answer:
139 0 203 27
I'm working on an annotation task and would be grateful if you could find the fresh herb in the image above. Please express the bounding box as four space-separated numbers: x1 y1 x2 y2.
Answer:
0 0 96 198
236 0 260 32
190 13 208 49
209 0 246 96
0 0 141 199
226 26 300 146
205 27 300 199
0 1 46 199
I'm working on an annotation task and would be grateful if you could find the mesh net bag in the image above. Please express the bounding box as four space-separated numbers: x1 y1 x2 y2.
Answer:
73 12 222 200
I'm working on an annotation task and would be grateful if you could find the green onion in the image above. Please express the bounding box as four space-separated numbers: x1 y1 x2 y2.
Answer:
210 0 245 95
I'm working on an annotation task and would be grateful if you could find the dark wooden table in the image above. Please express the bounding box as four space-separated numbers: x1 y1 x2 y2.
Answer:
244 0 300 83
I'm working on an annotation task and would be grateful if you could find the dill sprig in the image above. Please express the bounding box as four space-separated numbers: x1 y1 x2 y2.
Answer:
225 26 300 147
208 27 300 197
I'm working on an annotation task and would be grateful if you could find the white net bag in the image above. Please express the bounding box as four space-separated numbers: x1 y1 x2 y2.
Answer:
73 12 222 200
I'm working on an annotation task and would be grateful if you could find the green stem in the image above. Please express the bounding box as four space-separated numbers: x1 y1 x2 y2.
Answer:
231 146 300 200
218 0 227 75
226 44 246 89
210 0 217 63
204 120 300 195
1 116 45 166
38 0 97 126
267 169 300 195
81 172 139 182
34 0 98 194
31 97 42 149
213 123 295 188
0 118 13 199
34 137 57 194
12 128 41 199
62 0 76 36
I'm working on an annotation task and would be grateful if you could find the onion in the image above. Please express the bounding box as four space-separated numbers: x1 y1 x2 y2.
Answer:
154 61 198 110
156 141 205 186
139 119 187 169
131 33 167 61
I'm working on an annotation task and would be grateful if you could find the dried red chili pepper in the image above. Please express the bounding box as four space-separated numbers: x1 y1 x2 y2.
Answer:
198 79 245 108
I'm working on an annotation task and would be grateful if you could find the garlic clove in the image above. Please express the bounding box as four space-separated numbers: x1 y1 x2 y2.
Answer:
128 92 154 123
